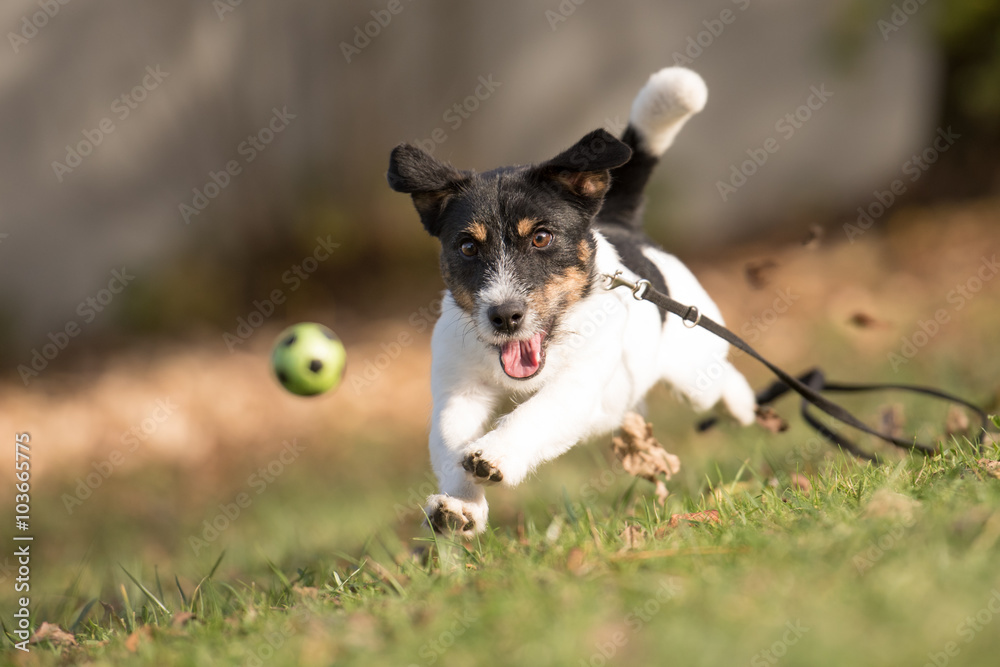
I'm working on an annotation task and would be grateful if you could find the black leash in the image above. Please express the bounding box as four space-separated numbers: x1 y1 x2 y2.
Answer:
602 272 993 461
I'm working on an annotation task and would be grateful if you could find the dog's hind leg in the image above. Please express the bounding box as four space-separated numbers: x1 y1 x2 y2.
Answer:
599 67 708 231
720 362 757 426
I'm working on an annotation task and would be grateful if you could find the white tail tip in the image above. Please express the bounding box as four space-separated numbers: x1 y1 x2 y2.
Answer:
629 67 708 155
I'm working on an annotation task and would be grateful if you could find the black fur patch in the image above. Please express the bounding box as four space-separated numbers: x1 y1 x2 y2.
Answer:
387 131 633 342
594 224 669 324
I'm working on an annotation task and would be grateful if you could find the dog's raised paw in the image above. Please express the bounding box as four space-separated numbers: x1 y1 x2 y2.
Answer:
424 494 482 537
462 450 503 483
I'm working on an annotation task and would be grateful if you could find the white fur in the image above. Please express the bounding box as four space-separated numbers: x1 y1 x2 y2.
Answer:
424 233 756 536
629 67 708 155
422 66 752 536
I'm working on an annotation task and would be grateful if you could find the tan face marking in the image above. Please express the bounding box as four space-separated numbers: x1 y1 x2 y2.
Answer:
527 266 590 330
577 239 592 264
467 221 488 243
440 259 476 314
517 218 539 238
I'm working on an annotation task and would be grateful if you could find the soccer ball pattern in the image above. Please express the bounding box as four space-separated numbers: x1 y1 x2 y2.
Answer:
270 323 346 396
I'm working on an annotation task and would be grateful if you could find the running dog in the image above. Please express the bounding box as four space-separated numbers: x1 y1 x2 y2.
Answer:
387 67 756 536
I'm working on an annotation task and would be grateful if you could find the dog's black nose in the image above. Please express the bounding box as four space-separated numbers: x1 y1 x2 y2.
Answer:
488 301 525 334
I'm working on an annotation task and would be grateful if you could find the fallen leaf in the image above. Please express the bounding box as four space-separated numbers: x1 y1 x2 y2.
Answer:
124 627 151 653
30 622 77 648
789 473 812 494
171 611 196 628
668 510 721 528
946 406 970 436
879 404 905 439
755 406 788 433
977 459 1000 480
566 547 588 575
745 259 778 289
619 525 646 550
611 412 680 504
847 312 890 329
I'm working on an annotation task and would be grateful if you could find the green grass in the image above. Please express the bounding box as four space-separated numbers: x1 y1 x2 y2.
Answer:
5 424 1000 666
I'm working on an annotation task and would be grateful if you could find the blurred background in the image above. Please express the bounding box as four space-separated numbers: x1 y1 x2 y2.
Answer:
1 0 999 607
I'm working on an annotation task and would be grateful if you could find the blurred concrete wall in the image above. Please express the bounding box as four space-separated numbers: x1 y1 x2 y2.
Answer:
0 0 939 350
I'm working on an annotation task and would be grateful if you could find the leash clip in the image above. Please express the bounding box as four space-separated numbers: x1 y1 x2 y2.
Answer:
601 271 651 301
602 271 635 292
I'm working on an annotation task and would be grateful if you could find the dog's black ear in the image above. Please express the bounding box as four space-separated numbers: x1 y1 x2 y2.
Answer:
387 144 467 236
532 129 632 201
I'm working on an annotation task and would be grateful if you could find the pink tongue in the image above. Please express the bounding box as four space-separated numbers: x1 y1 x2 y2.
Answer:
500 332 545 378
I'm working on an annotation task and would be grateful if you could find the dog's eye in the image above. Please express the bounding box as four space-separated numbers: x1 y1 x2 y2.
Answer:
532 230 553 249
460 241 478 257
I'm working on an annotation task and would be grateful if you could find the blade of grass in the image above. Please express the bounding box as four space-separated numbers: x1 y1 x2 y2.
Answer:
120 564 171 615
69 598 98 633
188 551 226 613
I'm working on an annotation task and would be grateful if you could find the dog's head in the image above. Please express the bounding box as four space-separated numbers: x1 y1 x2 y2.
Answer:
388 129 632 380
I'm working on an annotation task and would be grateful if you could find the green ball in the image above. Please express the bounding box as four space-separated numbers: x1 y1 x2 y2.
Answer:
270 323 346 396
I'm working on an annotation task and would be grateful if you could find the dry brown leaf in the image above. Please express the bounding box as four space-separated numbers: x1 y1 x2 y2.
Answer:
30 622 77 648
668 510 721 528
755 406 788 433
619 525 646 550
566 547 588 575
848 312 890 329
124 627 151 653
170 611 196 628
977 459 1000 480
611 412 680 504
879 404 905 439
789 473 812 494
946 406 970 436
745 259 778 289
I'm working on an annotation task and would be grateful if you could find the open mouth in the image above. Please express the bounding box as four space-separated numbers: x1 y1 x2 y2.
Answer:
498 330 547 380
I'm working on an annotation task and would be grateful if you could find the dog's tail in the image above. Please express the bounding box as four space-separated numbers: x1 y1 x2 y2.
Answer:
599 67 708 232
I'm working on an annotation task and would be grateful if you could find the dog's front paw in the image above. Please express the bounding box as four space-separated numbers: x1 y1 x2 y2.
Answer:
424 494 487 538
462 450 504 484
